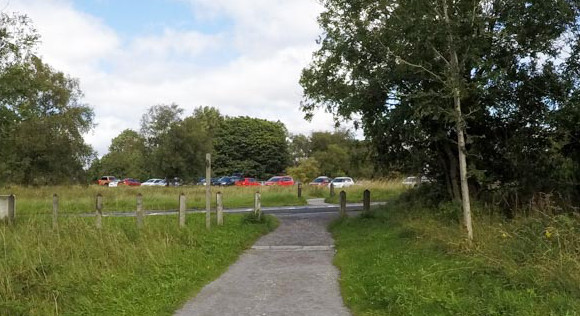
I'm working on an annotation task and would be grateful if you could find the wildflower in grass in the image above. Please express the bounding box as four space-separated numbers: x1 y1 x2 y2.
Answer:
544 227 556 239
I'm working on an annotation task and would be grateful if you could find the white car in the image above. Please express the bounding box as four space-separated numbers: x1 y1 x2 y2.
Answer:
141 178 167 186
108 180 120 187
328 177 355 188
402 176 432 187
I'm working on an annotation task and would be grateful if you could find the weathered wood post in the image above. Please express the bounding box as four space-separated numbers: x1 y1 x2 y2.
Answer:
95 193 103 229
216 192 223 226
179 193 186 228
136 193 144 229
330 183 335 197
254 191 261 220
205 153 211 229
297 183 302 198
339 191 347 217
52 194 59 230
0 195 15 224
363 189 371 213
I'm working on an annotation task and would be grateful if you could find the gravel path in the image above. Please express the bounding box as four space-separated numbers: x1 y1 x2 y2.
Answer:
174 205 351 316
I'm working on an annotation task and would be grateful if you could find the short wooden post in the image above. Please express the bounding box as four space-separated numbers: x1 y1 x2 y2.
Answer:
52 194 59 230
8 194 15 224
330 183 335 197
179 193 186 228
339 191 347 217
95 193 103 229
136 193 144 229
297 183 302 198
254 191 261 219
216 192 223 226
205 153 211 229
363 189 371 213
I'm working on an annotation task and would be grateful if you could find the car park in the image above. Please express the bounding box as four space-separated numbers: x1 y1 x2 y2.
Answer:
264 176 294 186
328 177 355 188
309 176 333 186
235 178 261 186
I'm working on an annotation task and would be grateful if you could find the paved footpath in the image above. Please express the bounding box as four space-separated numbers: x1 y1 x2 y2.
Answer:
174 199 351 316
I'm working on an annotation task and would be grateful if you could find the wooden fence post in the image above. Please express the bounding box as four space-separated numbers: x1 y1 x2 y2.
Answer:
330 183 335 197
363 189 371 213
179 193 186 228
8 194 15 224
52 194 59 230
95 193 103 229
254 191 261 219
217 192 223 226
339 191 347 217
136 193 144 229
297 183 302 198
206 153 211 229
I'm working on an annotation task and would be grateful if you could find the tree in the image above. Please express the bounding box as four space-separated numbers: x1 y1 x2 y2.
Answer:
301 0 580 240
287 157 321 183
1 14 95 186
140 103 184 148
214 117 289 178
100 129 148 180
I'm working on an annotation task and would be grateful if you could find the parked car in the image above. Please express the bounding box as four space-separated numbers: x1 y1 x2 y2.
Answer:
118 178 141 186
328 177 355 188
108 179 121 187
142 178 167 186
309 176 333 186
264 176 295 186
98 176 116 186
217 176 241 186
402 176 432 187
235 178 261 186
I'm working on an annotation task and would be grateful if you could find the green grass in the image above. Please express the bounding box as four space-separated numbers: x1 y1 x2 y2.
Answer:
2 185 307 215
1 213 278 315
323 180 407 204
330 198 580 316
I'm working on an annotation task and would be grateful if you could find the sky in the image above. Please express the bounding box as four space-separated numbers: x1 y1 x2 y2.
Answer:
4 0 352 156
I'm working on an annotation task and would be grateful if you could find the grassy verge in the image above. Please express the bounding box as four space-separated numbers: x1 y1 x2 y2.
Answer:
331 197 580 315
1 213 278 315
2 185 306 215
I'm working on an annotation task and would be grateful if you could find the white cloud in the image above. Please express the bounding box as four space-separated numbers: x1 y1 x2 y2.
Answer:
7 0 352 156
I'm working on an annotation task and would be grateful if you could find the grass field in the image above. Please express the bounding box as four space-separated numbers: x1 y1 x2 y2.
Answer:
1 213 277 315
330 196 580 315
2 181 407 215
2 185 309 215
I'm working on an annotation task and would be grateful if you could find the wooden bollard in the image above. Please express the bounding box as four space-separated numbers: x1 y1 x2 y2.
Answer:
136 193 144 229
95 193 103 229
205 153 211 229
330 183 335 197
363 189 371 213
217 192 223 226
52 194 59 230
339 191 346 217
179 193 186 228
254 191 261 219
297 183 302 198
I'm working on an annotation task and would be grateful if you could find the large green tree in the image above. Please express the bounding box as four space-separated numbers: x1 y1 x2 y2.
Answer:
301 0 580 235
214 117 289 179
100 129 148 180
1 13 94 184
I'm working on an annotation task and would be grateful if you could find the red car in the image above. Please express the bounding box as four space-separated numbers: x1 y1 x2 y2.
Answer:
118 178 141 186
235 178 261 186
264 176 294 186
